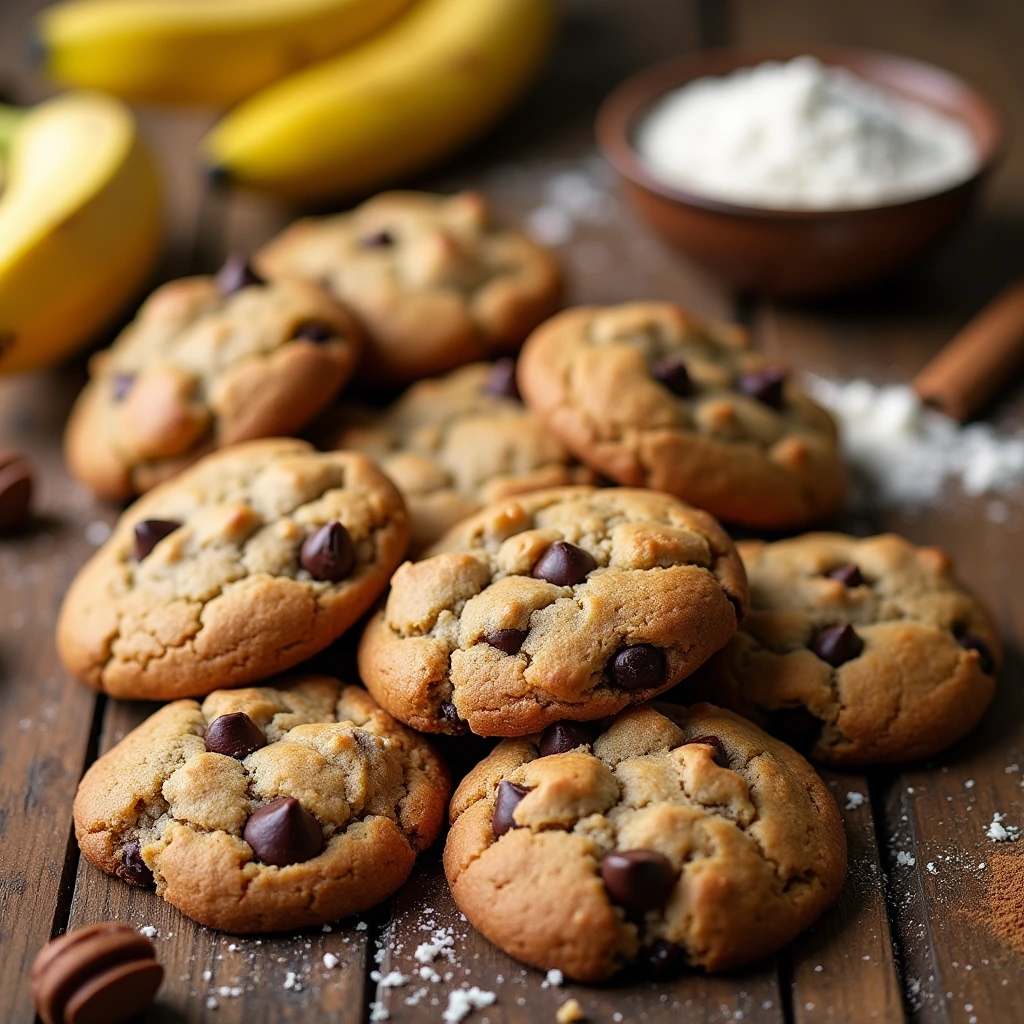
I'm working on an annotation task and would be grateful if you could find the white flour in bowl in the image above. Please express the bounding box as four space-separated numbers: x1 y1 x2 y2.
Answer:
635 56 978 210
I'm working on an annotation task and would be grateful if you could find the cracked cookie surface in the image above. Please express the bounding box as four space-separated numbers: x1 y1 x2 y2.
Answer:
73 676 449 932
444 702 846 980
255 191 562 386
516 303 846 529
323 361 596 553
693 533 1001 766
65 273 362 500
358 486 747 736
57 439 410 700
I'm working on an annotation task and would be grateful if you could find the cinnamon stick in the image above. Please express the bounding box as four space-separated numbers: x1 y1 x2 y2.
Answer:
913 280 1024 422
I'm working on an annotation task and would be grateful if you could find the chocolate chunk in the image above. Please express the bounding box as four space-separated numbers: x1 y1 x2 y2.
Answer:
483 357 520 400
611 644 666 691
601 849 676 915
652 356 693 398
111 373 135 401
244 797 324 867
481 628 528 655
31 921 164 1024
810 623 864 666
300 522 355 582
0 451 33 535
954 626 996 675
492 780 532 838
133 519 181 561
362 230 394 248
205 712 266 759
440 700 469 734
764 705 823 754
538 720 595 757
216 252 264 295
683 734 728 767
292 320 336 343
115 840 154 890
737 368 786 408
827 563 864 587
644 939 686 979
531 541 597 587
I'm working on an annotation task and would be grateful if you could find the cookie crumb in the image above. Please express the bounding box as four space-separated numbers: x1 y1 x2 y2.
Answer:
986 812 1020 842
556 997 585 1023
442 986 496 1024
896 851 916 867
369 1001 389 1022
541 968 564 988
206 997 218 1010
845 792 865 810
138 925 157 938
323 953 340 969
356 921 368 931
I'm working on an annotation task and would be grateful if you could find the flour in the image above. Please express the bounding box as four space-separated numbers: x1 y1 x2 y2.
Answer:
636 56 978 210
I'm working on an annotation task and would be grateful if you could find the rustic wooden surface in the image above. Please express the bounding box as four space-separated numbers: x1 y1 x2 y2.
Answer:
2 1 1024 1022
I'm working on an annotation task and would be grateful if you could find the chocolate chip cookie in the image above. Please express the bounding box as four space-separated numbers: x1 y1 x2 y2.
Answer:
65 259 362 500
693 533 1001 765
444 702 846 980
358 486 747 736
74 676 449 932
255 191 562 386
57 439 409 700
516 303 846 529
323 360 596 553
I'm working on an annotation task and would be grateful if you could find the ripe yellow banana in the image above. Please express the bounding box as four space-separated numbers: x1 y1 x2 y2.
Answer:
37 0 412 106
0 92 161 376
203 0 556 202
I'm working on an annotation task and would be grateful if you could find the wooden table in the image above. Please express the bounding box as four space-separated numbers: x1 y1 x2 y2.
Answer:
3 1 1024 1021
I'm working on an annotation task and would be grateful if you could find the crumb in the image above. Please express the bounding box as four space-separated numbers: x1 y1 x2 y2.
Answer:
202 970 212 983
927 862 938 874
323 924 333 932
896 851 916 867
442 986 497 1024
356 921 368 931
369 1001 389 1022
138 926 157 938
323 953 340 970
371 971 408 990
541 969 564 988
556 997 585 1023
965 779 975 789
986 813 1020 842
845 792 865 810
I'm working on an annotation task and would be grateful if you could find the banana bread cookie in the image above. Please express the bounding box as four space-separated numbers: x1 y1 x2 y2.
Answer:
444 702 846 980
358 486 747 736
516 303 846 529
73 676 449 932
57 439 409 700
255 191 562 386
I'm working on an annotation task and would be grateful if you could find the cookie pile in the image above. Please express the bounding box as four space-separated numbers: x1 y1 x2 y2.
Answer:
56 189 1000 986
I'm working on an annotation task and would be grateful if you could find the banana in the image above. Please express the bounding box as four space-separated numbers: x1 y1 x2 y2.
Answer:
37 0 412 106
0 92 161 375
203 0 556 202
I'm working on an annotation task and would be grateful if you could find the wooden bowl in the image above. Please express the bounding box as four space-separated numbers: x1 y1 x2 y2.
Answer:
595 46 1003 297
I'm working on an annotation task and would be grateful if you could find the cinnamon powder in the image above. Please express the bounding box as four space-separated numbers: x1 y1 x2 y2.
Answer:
982 853 1024 953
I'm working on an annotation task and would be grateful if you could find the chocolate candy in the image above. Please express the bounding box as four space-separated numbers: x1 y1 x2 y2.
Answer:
737 368 786 409
611 644 666 691
810 623 864 666
362 229 394 248
243 797 324 867
601 849 676 915
216 252 263 295
484 357 520 400
652 356 693 398
111 373 135 401
954 626 996 675
205 712 266 759
481 629 528 655
764 705 823 754
492 780 532 837
292 321 336 343
115 840 154 890
683 734 728 767
538 720 595 757
439 700 469 734
0 450 33 535
827 563 864 587
300 521 355 582
133 519 181 562
644 939 686 979
531 541 597 587
31 922 164 1024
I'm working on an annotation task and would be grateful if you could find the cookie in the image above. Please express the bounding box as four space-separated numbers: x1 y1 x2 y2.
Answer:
358 486 747 736
323 360 596 553
692 533 1001 765
57 439 409 700
255 191 562 386
516 302 846 529
73 676 449 933
444 702 846 980
65 259 362 500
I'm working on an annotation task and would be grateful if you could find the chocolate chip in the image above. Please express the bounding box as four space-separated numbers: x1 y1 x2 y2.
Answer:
601 849 676 915
244 797 323 867
205 712 266 759
112 373 135 401
644 939 686 979
683 734 728 767
362 230 394 248
652 356 693 397
492 780 532 838
611 644 666 691
216 252 263 295
827 563 864 587
737 368 786 408
538 720 595 757
481 628 528 655
0 451 33 535
763 705 823 754
810 623 864 666
115 840 154 890
954 626 996 675
300 522 355 582
531 541 597 587
483 358 520 400
440 700 469 734
292 320 336 343
133 519 181 561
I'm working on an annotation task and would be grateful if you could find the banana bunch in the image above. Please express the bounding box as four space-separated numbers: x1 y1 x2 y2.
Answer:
0 93 161 375
37 0 556 203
